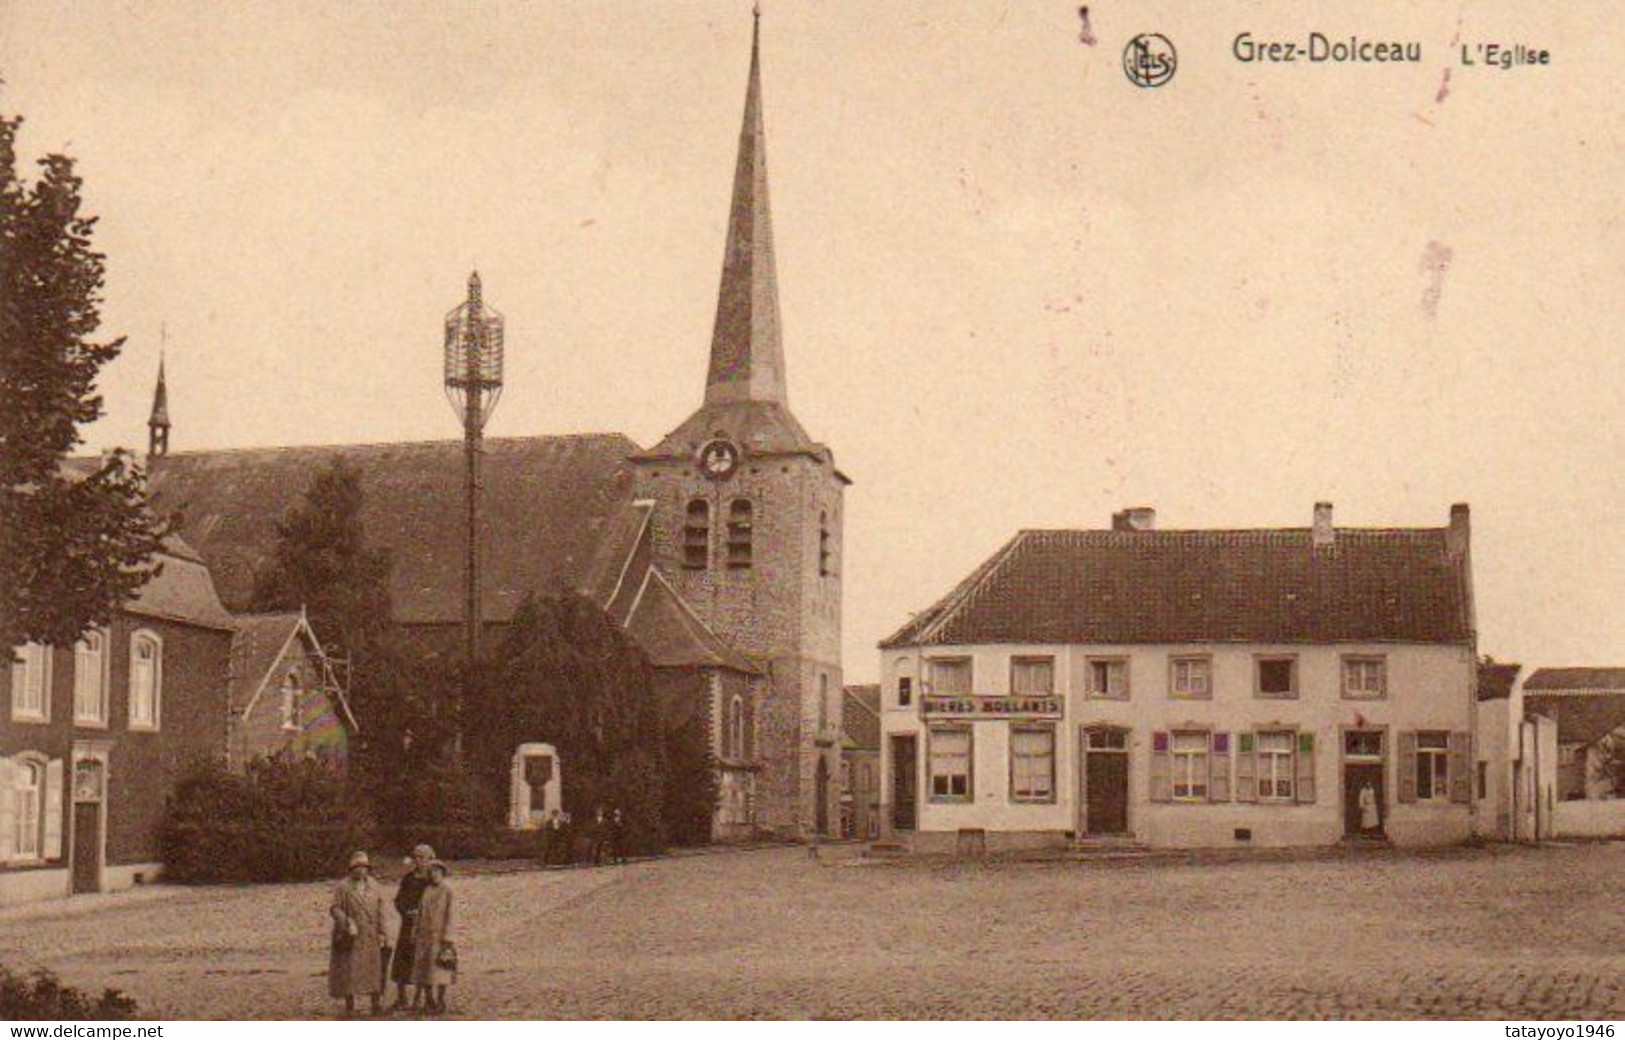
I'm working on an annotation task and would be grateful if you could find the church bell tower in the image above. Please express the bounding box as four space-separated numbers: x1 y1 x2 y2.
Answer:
630 10 848 837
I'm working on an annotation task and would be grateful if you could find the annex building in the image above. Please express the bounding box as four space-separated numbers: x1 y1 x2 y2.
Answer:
878 503 1480 850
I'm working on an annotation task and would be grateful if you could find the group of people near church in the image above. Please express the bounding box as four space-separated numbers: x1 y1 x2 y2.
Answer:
327 845 456 1018
540 805 629 867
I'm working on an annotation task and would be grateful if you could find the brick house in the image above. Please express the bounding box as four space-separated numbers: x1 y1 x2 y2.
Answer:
1523 668 1625 801
2 538 236 906
225 611 355 770
133 17 844 839
878 504 1479 851
841 685 881 840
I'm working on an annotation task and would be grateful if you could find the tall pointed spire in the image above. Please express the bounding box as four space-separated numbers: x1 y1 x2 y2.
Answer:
705 7 787 406
148 327 171 458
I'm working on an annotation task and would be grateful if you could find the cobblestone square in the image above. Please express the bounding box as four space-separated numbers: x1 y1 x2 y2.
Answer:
0 842 1620 1019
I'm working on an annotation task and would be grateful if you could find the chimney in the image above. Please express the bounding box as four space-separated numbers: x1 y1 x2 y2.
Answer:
1112 507 1156 532
1447 502 1470 560
1312 502 1335 548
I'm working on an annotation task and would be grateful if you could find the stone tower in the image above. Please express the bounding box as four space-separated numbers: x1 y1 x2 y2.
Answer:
630 12 847 836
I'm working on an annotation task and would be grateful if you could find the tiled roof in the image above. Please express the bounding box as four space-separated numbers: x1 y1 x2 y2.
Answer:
882 526 1473 649
1478 662 1522 702
126 539 237 631
1525 693 1625 747
145 434 640 625
842 684 880 749
1525 668 1625 693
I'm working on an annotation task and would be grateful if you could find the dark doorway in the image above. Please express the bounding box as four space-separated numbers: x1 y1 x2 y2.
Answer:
1085 751 1129 834
71 801 101 894
1343 762 1386 836
814 757 830 836
890 735 918 831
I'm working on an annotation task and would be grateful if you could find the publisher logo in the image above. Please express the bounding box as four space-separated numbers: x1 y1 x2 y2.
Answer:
1124 33 1177 88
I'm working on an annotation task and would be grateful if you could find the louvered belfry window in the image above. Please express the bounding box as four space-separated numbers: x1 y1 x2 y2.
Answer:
726 499 753 569
683 499 711 570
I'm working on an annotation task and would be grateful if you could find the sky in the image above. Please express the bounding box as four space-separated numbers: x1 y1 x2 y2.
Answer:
2 1 1620 681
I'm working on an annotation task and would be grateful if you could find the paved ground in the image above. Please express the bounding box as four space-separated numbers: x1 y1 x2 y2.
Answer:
0 841 1621 1019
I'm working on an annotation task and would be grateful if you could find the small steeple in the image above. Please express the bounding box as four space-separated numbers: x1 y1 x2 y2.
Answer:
148 329 171 458
705 6 787 406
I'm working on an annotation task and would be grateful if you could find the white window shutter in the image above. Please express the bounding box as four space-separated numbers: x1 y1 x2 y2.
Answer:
43 759 64 859
1208 733 1231 802
1448 732 1473 804
1295 731 1317 804
0 758 16 862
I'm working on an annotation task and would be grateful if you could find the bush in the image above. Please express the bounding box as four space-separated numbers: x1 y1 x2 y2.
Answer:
161 753 374 883
0 966 138 1020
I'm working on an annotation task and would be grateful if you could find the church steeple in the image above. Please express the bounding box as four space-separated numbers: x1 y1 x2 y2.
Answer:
705 7 787 407
148 337 171 459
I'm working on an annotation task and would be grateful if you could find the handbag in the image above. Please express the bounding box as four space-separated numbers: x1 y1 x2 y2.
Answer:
436 941 458 971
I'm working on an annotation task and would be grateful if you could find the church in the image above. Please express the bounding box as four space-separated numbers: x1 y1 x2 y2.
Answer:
139 16 848 840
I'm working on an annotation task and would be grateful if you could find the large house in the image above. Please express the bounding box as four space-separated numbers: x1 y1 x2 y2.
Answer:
3 539 237 905
136 16 845 840
877 503 1480 850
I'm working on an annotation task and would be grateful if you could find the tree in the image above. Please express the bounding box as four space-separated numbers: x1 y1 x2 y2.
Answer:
0 113 166 651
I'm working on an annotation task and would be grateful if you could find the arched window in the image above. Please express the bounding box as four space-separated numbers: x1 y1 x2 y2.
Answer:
818 511 833 577
726 499 753 569
727 694 746 759
129 631 162 730
74 630 108 725
683 499 711 570
13 757 44 859
279 671 301 731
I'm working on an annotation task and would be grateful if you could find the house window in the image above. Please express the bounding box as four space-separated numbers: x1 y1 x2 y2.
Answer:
1171 731 1209 801
727 695 746 758
1087 658 1128 699
726 499 753 569
73 631 108 725
818 512 833 577
928 727 972 802
1010 657 1054 696
10 643 50 722
1170 656 1211 699
1256 730 1296 801
927 658 972 696
1344 730 1383 758
129 631 162 730
13 758 44 859
279 672 301 731
1342 656 1386 699
682 499 711 569
1416 731 1450 800
1255 656 1298 699
898 676 912 708
1010 725 1056 803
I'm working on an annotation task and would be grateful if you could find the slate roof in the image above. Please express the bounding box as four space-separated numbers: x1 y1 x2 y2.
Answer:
842 684 880 750
227 612 304 713
144 434 640 625
882 526 1474 649
125 535 237 631
624 569 758 674
1478 662 1522 702
1524 693 1625 747
1524 668 1625 693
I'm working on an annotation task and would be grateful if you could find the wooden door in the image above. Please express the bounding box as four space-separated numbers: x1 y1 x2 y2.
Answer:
71 801 101 894
1086 752 1129 834
814 757 830 836
890 735 917 831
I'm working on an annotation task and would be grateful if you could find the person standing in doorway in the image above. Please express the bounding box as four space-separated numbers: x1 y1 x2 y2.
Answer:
1359 782 1381 833
328 851 388 1018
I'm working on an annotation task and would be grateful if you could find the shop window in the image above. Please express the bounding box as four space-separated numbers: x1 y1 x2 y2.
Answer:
928 727 972 802
1010 725 1056 803
1170 655 1211 699
1256 730 1296 801
9 643 50 722
1010 657 1054 696
682 499 711 570
1087 658 1128 699
1255 656 1298 699
1342 656 1387 699
726 499 753 569
1171 731 1209 801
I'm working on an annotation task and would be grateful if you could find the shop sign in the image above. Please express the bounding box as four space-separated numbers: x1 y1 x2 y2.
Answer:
921 694 1063 719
